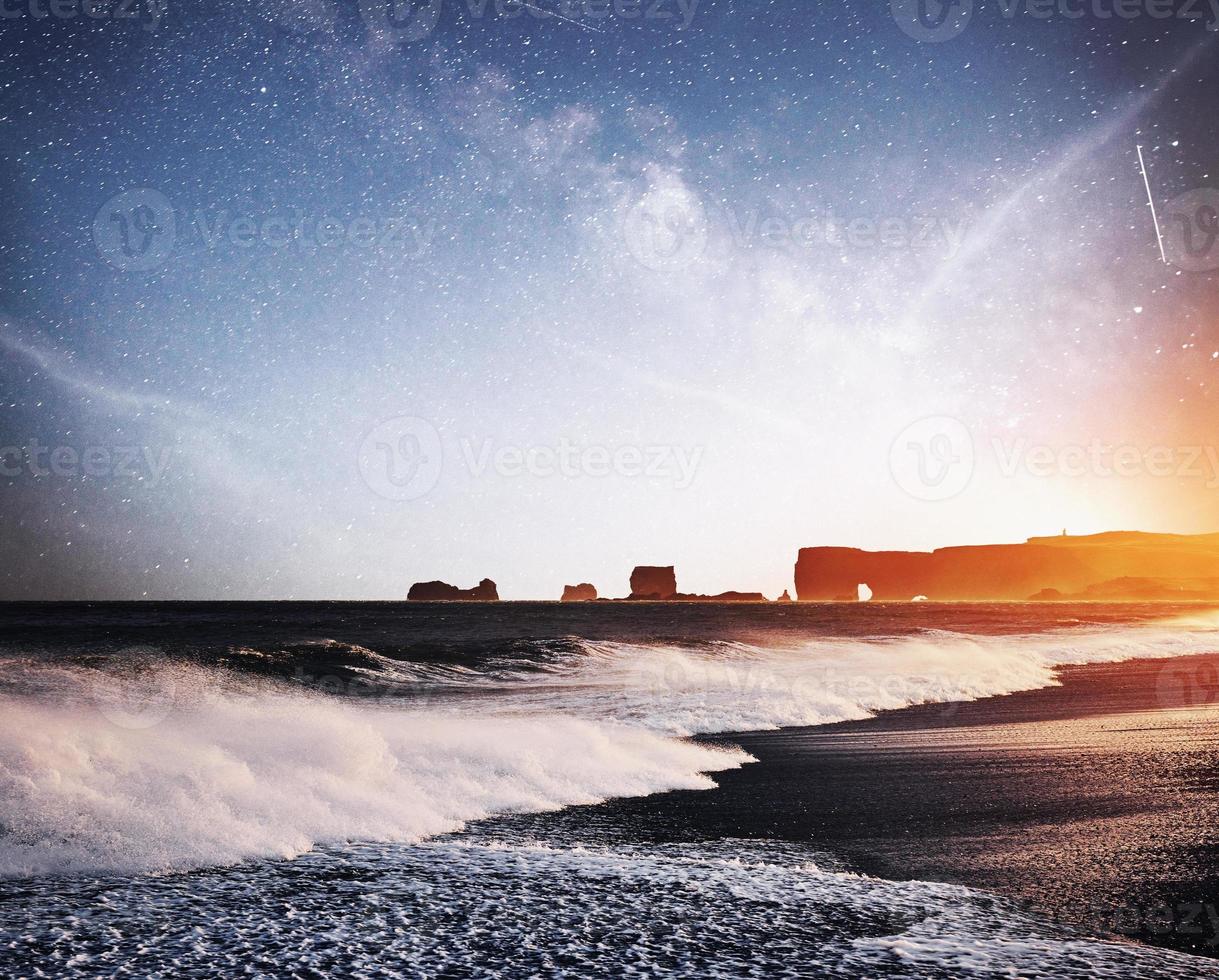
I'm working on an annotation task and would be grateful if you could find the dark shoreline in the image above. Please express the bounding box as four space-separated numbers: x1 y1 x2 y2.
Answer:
502 652 1219 960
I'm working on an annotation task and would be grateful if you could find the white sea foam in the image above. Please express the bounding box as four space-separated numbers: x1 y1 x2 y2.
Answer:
0 664 748 877
6 836 1217 978
2 612 1218 877
463 613 1219 735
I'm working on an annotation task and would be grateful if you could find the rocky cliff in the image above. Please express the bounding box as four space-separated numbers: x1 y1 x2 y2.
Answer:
625 565 768 601
628 566 678 599
407 578 499 601
794 532 1219 601
1031 577 1219 601
561 583 598 601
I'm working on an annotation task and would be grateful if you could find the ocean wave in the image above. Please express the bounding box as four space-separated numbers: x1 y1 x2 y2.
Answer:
415 614 1219 735
0 663 748 877
2 611 1218 877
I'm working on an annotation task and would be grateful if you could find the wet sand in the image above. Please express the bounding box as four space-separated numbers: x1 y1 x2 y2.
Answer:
513 652 1219 959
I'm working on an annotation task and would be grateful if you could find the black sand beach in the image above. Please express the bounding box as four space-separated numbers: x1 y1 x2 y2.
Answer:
507 652 1219 959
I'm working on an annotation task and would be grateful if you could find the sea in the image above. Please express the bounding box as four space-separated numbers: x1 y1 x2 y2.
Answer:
2 600 1219 978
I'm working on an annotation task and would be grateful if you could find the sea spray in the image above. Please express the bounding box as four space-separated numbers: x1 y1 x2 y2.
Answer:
2 610 1218 876
0 664 748 877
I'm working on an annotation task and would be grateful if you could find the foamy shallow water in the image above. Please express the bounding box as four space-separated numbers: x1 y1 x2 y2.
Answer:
5 610 1219 878
4 835 1216 979
4 603 1219 975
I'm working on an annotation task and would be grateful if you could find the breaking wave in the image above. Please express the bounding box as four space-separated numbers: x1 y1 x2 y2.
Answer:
412 611 1219 735
0 662 747 877
2 610 1218 877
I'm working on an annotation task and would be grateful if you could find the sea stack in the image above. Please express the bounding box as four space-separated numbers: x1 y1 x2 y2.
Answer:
561 583 598 601
629 566 677 600
407 578 499 601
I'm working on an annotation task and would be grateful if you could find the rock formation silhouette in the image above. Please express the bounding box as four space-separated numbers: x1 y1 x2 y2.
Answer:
795 532 1219 601
628 566 678 600
407 578 499 601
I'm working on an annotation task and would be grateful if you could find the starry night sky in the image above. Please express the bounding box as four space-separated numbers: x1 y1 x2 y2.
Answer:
1 1 1218 599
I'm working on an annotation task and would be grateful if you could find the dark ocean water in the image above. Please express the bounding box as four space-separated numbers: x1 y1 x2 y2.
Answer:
3 601 1219 977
